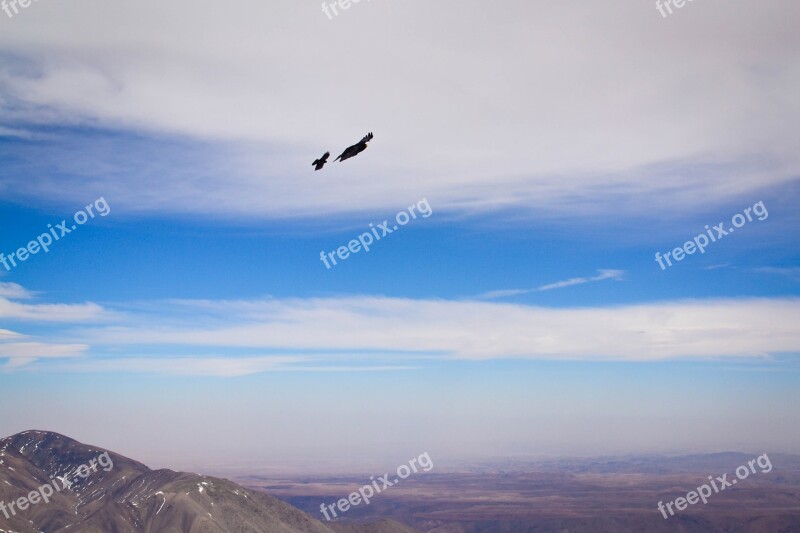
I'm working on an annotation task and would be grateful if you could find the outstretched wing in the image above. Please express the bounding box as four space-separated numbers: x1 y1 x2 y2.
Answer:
360 132 373 144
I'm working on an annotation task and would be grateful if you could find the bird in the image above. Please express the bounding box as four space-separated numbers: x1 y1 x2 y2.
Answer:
335 132 373 162
312 152 330 171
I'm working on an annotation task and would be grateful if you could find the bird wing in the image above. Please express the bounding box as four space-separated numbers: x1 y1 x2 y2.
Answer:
359 132 373 144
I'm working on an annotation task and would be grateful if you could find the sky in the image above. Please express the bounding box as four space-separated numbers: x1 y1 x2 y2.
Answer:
0 0 799 472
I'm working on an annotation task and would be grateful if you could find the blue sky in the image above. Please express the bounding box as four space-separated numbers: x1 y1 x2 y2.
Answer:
1 1 799 470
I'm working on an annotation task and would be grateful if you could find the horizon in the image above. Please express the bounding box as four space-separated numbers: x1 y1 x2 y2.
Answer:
1 428 794 477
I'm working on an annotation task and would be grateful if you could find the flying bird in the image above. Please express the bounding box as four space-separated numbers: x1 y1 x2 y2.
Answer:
335 132 373 162
312 151 330 171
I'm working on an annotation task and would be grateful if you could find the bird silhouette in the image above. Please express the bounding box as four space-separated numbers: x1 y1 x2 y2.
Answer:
312 152 330 171
335 133 373 162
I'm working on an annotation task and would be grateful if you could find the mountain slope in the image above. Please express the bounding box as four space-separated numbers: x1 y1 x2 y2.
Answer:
0 430 415 533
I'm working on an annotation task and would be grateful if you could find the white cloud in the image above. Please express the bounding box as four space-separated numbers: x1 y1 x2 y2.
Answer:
0 126 33 139
0 285 106 368
65 355 308 377
0 299 107 322
0 342 88 369
0 1 798 218
78 295 800 362
53 356 417 377
0 287 108 322
705 264 733 271
480 269 625 299
537 270 625 291
0 329 23 341
0 282 35 300
5 285 800 374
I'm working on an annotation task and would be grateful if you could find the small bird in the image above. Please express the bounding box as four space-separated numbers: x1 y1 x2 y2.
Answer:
335 132 373 162
312 152 330 171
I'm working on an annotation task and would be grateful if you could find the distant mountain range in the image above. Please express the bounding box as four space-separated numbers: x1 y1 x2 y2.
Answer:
0 430 416 533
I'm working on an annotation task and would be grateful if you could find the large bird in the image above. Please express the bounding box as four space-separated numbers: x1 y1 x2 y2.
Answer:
312 152 330 171
335 133 373 162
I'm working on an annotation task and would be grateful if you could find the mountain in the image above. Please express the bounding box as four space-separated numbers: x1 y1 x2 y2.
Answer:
0 430 416 533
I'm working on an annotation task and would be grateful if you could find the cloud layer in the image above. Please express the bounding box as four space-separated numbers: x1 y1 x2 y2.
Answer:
2 284 799 374
0 1 798 219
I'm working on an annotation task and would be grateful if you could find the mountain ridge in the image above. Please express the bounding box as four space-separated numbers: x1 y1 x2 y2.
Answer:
0 430 416 533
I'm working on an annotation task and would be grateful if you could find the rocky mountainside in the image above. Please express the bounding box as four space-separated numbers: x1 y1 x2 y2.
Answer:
0 430 415 533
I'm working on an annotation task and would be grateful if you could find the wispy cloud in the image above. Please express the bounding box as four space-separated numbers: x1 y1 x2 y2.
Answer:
0 329 23 341
73 295 800 364
0 126 33 139
0 2 798 219
705 264 733 271
0 282 35 300
536 269 625 291
46 357 417 377
0 286 107 368
479 269 625 299
0 286 108 322
0 342 88 370
60 356 297 377
4 284 800 374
